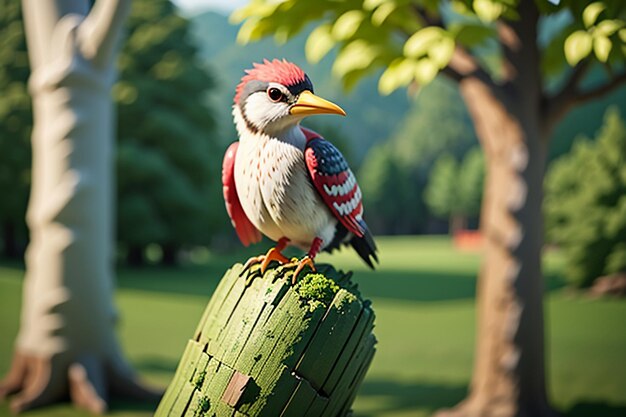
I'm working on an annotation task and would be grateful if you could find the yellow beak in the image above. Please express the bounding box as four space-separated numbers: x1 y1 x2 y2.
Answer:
290 90 346 117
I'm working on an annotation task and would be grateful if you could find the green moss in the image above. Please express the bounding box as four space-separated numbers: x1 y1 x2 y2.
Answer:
194 370 206 389
296 273 340 311
194 396 210 417
339 290 358 306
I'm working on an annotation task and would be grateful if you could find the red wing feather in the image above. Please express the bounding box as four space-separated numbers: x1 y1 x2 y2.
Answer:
222 142 262 246
303 130 365 238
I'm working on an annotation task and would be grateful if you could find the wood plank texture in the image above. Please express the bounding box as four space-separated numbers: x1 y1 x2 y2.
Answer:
154 262 376 417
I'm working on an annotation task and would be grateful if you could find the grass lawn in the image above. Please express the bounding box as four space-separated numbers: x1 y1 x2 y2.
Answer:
1 236 625 417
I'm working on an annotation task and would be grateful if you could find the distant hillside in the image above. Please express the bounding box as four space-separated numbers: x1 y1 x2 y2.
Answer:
189 11 412 165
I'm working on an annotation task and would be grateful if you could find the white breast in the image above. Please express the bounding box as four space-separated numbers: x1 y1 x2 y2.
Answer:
233 107 337 250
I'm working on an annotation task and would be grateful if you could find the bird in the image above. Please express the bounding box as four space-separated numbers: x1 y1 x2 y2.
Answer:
222 59 378 282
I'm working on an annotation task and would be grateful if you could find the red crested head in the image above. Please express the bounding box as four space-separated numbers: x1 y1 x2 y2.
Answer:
234 59 309 105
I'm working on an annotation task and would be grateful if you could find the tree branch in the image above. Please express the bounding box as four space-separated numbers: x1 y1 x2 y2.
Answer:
446 46 500 92
542 60 590 130
409 4 497 88
575 71 626 102
441 66 464 83
410 4 443 28
544 65 626 130
561 60 592 96
21 0 90 70
78 0 131 67
497 21 519 83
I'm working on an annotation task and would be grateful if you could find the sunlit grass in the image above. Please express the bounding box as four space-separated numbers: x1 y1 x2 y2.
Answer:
0 236 624 417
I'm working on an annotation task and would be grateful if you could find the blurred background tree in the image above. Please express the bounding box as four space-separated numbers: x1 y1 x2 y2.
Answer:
0 0 31 260
424 147 484 234
545 107 626 288
359 144 419 233
232 1 626 416
1 0 160 412
115 0 220 266
359 77 478 234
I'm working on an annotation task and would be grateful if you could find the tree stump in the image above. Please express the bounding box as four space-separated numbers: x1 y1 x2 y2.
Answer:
155 262 376 417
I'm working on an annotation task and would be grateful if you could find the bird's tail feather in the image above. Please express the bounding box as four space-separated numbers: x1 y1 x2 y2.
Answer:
350 220 378 269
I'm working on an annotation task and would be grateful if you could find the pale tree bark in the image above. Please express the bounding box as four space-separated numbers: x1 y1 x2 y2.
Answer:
0 0 160 413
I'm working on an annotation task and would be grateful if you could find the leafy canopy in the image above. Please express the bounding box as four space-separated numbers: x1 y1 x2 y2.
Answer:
232 0 626 93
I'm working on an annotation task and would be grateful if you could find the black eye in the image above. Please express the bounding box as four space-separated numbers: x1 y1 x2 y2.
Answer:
267 87 284 102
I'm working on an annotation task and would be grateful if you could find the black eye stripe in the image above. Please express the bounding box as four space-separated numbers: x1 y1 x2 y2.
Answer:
286 75 314 96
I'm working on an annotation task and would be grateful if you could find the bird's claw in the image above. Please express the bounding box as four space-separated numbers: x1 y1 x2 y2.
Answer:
291 256 316 285
240 255 263 276
240 247 290 277
260 248 290 273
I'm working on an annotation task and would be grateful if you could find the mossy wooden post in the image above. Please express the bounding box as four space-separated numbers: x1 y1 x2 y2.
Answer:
155 263 376 417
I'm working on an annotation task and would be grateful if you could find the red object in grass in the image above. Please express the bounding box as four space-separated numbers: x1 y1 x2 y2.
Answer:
454 230 483 251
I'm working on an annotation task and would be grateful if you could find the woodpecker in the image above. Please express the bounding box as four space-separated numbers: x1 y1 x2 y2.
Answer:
223 59 378 282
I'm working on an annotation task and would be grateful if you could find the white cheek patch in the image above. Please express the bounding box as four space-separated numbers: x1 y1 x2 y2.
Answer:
244 92 290 130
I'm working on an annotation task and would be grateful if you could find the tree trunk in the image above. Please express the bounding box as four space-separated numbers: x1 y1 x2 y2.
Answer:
161 243 178 267
437 1 558 416
449 215 467 236
0 0 160 413
443 80 555 417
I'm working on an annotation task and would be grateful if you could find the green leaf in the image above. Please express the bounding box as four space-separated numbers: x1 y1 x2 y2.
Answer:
230 2 280 24
404 27 444 58
364 0 387 11
620 28 626 43
473 0 503 23
236 18 262 44
333 40 378 77
595 19 624 37
274 26 290 44
541 27 569 77
378 57 417 95
371 2 397 26
450 22 495 47
564 30 593 66
451 0 473 16
405 27 454 68
332 10 365 40
305 24 335 63
342 68 370 91
428 35 455 68
414 58 439 85
583 2 606 29
593 35 612 62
